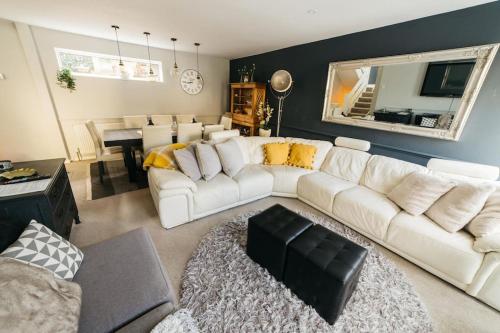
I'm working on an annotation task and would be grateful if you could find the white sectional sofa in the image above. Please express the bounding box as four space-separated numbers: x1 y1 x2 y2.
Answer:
148 135 500 310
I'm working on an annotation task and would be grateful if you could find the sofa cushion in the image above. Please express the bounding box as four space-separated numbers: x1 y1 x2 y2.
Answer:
263 142 290 165
467 186 500 237
194 143 222 181
74 228 176 333
473 233 500 253
173 145 202 181
320 147 371 183
387 172 457 216
233 164 273 201
245 136 286 164
287 143 317 169
194 173 239 214
333 186 400 240
334 137 371 152
265 165 315 196
215 139 245 177
298 172 356 212
286 137 333 170
386 213 484 285
426 183 496 233
361 155 427 194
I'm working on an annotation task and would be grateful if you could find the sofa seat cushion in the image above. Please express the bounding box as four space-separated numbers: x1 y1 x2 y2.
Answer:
361 155 427 194
74 228 176 333
149 168 197 192
298 172 356 212
332 186 400 240
194 173 239 214
265 165 315 196
386 213 484 285
233 164 273 201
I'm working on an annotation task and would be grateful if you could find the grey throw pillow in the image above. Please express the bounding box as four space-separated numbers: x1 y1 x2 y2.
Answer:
173 145 202 181
1 220 84 280
215 139 245 177
195 143 222 181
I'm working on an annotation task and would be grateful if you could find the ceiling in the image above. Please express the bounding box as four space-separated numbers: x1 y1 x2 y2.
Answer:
0 0 494 59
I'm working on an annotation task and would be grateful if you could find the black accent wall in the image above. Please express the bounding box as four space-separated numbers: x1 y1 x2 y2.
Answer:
230 2 500 166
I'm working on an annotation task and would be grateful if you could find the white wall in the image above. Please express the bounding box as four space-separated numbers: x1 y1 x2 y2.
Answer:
374 62 462 114
0 19 66 162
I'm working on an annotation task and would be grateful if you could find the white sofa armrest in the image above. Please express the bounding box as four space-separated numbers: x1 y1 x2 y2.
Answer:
149 168 197 193
467 252 500 310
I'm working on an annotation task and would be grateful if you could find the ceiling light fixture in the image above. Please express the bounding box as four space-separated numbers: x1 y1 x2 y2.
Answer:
307 9 318 14
170 37 181 78
194 42 201 80
111 25 129 78
143 32 157 81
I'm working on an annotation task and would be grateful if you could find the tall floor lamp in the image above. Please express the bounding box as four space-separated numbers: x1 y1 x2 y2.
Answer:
269 70 293 137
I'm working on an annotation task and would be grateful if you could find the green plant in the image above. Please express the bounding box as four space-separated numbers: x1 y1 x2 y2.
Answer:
56 69 76 92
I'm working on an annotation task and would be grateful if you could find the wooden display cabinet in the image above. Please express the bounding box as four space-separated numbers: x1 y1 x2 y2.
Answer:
230 82 266 136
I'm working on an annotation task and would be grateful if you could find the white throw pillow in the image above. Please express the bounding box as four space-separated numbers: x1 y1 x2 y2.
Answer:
388 172 456 216
215 139 245 178
425 183 496 233
174 145 202 181
473 233 500 253
195 143 222 181
466 187 500 237
1 220 84 280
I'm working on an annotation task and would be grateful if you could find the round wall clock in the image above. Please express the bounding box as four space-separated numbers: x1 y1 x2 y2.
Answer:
180 69 204 95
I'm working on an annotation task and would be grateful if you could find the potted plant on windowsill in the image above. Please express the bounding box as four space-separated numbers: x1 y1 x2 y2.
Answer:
56 68 76 92
257 101 273 137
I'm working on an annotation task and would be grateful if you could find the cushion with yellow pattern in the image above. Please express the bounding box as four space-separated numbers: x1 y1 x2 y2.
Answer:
263 143 290 165
287 143 317 169
143 143 187 170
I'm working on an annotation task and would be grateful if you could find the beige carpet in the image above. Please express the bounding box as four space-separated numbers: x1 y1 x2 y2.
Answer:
66 161 500 333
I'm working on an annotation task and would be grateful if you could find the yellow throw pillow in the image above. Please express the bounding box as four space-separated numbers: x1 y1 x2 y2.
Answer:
287 143 317 169
143 143 187 170
263 143 290 165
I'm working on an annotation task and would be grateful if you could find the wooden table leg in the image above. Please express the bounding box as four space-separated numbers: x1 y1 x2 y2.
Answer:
123 144 137 182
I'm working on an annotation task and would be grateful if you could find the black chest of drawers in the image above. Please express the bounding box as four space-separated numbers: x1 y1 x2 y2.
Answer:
0 158 79 239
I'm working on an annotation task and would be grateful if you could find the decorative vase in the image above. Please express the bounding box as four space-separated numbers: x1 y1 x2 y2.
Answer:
259 128 271 137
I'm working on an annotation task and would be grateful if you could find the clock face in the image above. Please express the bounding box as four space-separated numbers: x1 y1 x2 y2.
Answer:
180 69 203 95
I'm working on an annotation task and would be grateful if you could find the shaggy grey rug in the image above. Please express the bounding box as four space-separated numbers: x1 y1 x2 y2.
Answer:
180 210 433 332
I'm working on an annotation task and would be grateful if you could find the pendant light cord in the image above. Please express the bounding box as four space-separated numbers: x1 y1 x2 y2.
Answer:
145 32 152 69
111 25 123 64
195 42 200 78
172 38 178 66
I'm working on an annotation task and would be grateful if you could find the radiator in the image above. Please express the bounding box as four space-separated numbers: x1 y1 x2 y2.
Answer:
71 121 124 161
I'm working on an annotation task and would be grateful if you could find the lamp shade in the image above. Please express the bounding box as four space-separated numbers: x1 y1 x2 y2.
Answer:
270 70 292 92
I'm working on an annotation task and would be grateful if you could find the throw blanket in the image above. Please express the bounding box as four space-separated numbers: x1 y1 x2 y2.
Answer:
0 258 82 333
143 143 187 170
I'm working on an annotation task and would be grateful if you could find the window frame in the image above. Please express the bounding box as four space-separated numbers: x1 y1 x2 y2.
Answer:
54 47 164 82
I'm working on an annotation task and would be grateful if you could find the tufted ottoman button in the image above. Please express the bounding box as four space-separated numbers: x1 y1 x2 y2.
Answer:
284 224 368 325
247 204 313 281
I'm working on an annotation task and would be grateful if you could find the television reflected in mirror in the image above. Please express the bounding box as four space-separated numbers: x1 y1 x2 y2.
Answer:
322 44 498 141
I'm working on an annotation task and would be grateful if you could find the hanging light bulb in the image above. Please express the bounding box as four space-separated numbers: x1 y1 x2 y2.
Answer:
194 42 202 82
169 38 181 78
111 25 129 79
143 32 157 81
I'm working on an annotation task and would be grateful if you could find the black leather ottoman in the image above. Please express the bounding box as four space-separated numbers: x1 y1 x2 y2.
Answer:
247 204 313 281
284 224 368 324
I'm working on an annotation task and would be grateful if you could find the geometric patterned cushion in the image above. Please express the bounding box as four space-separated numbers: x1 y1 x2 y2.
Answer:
1 220 83 280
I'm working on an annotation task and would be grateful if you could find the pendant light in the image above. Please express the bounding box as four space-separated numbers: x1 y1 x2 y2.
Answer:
170 38 181 78
143 32 157 81
194 42 201 81
111 25 128 78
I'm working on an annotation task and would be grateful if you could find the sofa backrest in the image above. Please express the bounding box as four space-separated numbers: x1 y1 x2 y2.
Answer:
321 147 371 184
237 136 286 164
285 137 333 170
361 155 427 194
427 158 499 181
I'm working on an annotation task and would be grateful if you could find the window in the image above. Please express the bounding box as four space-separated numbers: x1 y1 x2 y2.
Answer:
55 48 163 82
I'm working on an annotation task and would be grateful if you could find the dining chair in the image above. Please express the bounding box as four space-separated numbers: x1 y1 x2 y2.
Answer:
220 115 232 130
177 123 203 143
123 115 148 128
85 120 124 183
151 115 174 126
142 125 173 154
176 114 196 124
203 124 225 140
